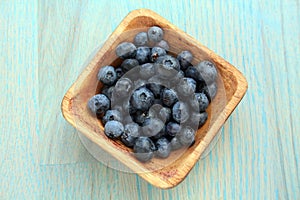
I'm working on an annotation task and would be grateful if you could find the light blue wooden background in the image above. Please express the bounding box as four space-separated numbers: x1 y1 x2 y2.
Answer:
1 0 299 199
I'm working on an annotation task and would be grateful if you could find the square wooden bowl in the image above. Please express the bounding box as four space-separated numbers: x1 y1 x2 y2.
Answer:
61 9 248 189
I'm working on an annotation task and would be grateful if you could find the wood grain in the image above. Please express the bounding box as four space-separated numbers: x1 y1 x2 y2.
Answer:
1 0 299 199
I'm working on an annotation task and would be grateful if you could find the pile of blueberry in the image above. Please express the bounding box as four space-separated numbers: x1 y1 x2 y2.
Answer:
88 26 218 162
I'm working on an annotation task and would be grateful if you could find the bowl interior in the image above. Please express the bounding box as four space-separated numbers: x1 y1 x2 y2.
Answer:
61 9 247 189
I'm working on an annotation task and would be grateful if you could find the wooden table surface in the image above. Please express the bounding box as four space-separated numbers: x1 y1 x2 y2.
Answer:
1 0 299 199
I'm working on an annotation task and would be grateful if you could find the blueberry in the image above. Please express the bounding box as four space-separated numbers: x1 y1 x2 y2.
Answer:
101 85 109 94
187 112 201 129
177 126 195 146
196 81 208 94
101 86 114 99
142 118 164 137
148 104 163 118
148 104 170 122
151 128 167 140
194 92 209 112
153 98 163 105
185 66 204 83
155 40 169 51
161 88 178 107
147 73 171 88
88 94 110 118
156 55 180 77
187 95 200 114
155 137 171 158
207 82 217 100
134 32 148 46
198 112 208 128
102 109 122 124
133 137 156 162
170 137 182 150
176 77 196 97
169 70 185 86
177 51 193 70
200 82 217 102
111 104 123 113
176 70 185 79
115 67 124 79
113 78 133 98
97 66 117 86
130 87 154 111
111 102 127 120
122 115 133 125
148 26 163 43
195 60 217 85
172 101 189 123
107 86 115 99
133 78 147 88
146 83 163 98
166 121 181 137
139 63 156 79
150 47 166 62
131 110 149 125
116 42 137 59
121 122 140 147
121 59 139 72
104 120 124 139
158 107 171 123
135 46 150 64
123 100 136 116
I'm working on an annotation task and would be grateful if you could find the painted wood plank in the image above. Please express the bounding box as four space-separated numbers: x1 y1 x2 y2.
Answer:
0 1 40 199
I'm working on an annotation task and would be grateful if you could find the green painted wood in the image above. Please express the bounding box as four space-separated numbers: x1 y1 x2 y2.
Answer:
0 1 39 199
1 0 299 199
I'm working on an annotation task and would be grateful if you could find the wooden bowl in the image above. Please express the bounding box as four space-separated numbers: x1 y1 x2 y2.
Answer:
61 9 248 189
